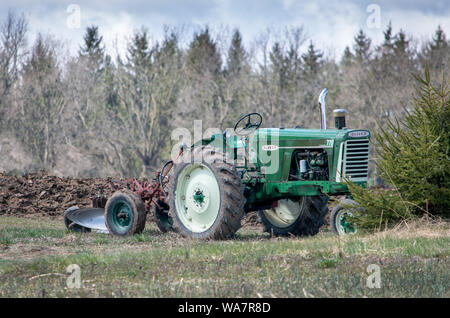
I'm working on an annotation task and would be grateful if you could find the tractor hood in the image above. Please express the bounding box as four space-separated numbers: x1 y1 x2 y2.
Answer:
204 127 370 153
254 128 370 142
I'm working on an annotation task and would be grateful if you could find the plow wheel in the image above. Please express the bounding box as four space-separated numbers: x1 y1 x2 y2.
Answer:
258 195 329 236
168 146 246 240
105 190 146 236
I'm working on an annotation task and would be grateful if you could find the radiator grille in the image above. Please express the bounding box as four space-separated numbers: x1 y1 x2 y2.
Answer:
341 139 369 181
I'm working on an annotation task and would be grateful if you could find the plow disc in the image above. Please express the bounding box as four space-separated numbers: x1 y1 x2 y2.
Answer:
64 206 108 233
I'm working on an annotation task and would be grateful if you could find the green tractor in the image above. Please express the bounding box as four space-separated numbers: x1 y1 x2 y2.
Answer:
158 88 370 239
65 89 369 239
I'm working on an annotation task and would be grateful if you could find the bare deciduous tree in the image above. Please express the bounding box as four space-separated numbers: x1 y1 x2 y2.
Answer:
0 11 448 179
14 34 64 169
0 11 27 129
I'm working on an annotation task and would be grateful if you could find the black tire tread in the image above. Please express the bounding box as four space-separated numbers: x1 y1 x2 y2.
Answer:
104 190 146 236
330 198 359 235
258 195 329 237
154 200 173 233
168 146 245 240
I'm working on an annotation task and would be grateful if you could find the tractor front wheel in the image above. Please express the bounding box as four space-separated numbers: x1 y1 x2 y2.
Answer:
330 199 359 236
258 195 329 236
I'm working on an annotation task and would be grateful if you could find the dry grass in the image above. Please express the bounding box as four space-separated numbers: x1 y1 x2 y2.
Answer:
379 216 450 238
0 215 448 297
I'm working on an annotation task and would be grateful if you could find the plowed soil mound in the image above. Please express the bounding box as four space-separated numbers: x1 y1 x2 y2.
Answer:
0 171 330 228
0 171 114 217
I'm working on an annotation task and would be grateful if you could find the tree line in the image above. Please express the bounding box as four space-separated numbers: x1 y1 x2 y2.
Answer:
0 11 448 178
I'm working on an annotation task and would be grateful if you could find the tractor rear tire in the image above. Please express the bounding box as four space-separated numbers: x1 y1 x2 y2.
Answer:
258 195 329 236
168 146 245 240
105 190 146 236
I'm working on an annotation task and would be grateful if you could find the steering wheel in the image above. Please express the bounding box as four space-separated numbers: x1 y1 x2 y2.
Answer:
234 112 263 136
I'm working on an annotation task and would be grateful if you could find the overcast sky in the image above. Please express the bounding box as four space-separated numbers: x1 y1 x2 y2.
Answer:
2 0 450 59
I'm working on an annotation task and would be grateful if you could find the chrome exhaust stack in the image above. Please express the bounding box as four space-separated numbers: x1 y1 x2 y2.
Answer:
318 88 328 130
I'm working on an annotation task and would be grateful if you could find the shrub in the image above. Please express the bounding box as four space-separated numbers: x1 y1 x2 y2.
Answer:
348 67 450 229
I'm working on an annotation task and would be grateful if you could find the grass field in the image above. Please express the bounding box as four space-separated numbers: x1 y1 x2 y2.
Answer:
0 215 448 297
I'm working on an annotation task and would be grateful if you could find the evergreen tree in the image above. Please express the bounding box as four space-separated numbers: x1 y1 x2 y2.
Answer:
226 29 247 76
429 25 448 51
126 27 151 70
285 43 302 81
374 22 396 74
187 27 221 76
380 21 394 57
347 67 450 229
223 29 249 126
269 42 288 89
79 25 105 72
341 45 353 66
393 29 409 56
422 25 449 71
75 25 108 134
353 29 371 64
25 34 57 81
112 29 182 176
302 41 323 77
104 54 118 109
390 29 416 75
154 31 179 72
160 31 178 58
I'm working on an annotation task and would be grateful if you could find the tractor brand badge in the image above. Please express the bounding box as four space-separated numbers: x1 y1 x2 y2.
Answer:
349 131 369 138
262 145 278 151
326 140 334 147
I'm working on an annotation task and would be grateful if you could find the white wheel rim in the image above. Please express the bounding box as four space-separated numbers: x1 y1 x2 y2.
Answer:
262 198 305 228
175 163 221 233
335 209 357 235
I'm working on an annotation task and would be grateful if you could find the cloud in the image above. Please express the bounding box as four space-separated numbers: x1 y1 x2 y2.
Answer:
0 0 448 59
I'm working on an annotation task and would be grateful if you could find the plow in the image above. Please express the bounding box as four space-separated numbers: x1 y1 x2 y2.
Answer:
64 88 370 238
64 153 180 235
